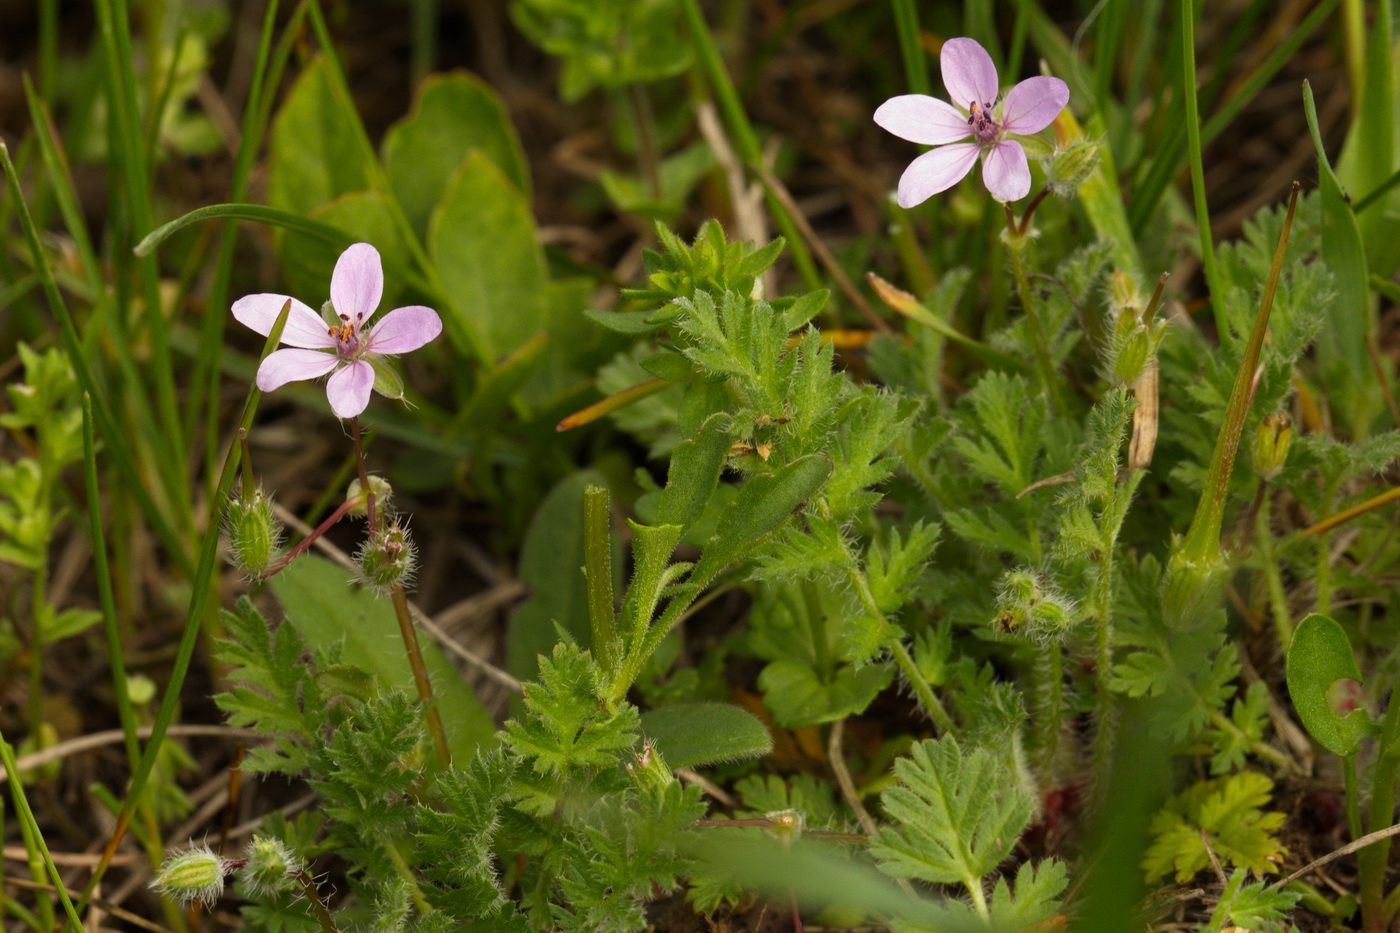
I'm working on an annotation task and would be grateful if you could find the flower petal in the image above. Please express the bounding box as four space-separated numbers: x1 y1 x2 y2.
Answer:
256 348 340 391
1001 76 1070 135
330 243 383 322
895 143 981 208
326 359 375 418
874 95 973 145
231 294 334 349
983 141 1031 202
366 306 443 355
940 38 999 114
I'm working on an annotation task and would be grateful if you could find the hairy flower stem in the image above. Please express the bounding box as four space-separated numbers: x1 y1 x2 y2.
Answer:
1359 685 1400 933
262 496 362 579
391 584 451 771
1029 643 1062 786
826 506 954 732
1253 492 1294 652
350 418 378 534
1089 547 1118 808
1003 208 1065 415
293 870 340 933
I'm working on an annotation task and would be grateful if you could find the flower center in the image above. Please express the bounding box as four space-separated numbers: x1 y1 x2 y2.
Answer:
327 310 366 358
967 100 999 143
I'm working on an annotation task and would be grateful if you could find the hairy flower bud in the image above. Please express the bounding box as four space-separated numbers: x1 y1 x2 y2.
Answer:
354 521 416 594
151 846 231 906
993 569 1077 643
1101 273 1166 387
347 475 393 518
624 739 675 790
1251 412 1293 481
242 835 302 897
1046 137 1103 197
223 487 284 579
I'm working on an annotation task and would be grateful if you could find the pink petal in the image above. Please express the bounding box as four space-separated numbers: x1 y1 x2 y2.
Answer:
256 348 340 391
983 141 1032 202
326 359 375 418
895 143 981 208
1001 76 1070 135
232 294 335 349
330 243 384 323
940 38 999 114
365 306 443 355
874 95 973 145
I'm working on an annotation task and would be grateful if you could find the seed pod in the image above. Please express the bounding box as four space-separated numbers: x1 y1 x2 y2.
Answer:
151 846 230 906
224 488 284 579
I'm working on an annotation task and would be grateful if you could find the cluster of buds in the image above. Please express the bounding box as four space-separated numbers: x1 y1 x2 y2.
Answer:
992 569 1078 643
1101 271 1167 387
223 486 285 580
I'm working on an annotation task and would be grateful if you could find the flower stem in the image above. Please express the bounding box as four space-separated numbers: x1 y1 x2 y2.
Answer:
349 418 378 534
1253 491 1294 653
1358 683 1400 932
1004 207 1065 415
238 429 255 494
293 870 341 933
391 584 452 771
262 496 363 580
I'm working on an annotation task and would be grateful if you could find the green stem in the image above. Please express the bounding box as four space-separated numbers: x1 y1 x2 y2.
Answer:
624 84 662 199
1179 0 1225 331
1343 754 1363 841
890 0 930 95
802 580 833 679
1004 218 1065 415
0 739 84 931
1359 683 1400 932
391 585 451 770
1205 706 1290 771
1030 643 1062 785
676 0 822 291
1253 491 1294 653
583 485 618 676
294 871 341 933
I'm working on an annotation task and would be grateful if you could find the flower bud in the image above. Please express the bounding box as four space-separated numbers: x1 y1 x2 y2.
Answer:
765 808 804 846
624 739 675 790
354 521 416 594
1046 137 1103 197
224 487 284 579
151 846 231 906
1251 412 1293 481
242 835 302 896
993 570 1077 643
347 475 393 518
1102 274 1166 386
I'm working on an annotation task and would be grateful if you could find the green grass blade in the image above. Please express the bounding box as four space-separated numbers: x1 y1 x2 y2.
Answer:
0 142 192 577
82 395 142 769
78 301 294 909
0 740 85 931
1178 0 1223 330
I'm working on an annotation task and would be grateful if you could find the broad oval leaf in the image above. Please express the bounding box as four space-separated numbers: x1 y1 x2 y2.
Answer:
640 702 772 768
1285 612 1374 756
429 151 548 361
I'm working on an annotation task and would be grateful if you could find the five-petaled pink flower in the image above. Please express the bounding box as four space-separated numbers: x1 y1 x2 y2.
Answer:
232 243 442 419
875 38 1069 206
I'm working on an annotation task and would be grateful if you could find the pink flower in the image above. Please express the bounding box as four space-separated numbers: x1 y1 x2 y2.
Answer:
874 38 1069 205
232 243 442 419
